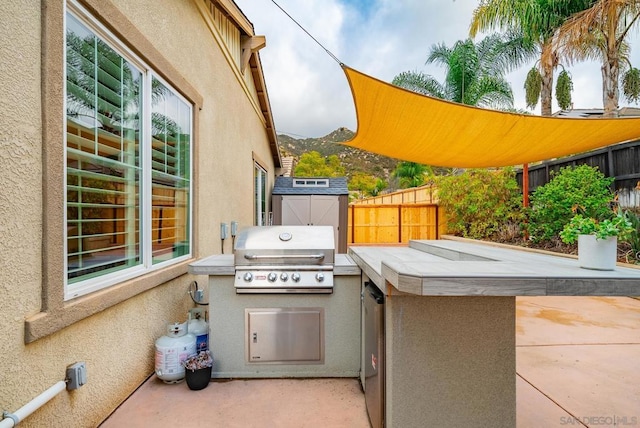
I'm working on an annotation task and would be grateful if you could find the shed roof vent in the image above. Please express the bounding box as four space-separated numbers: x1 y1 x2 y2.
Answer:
292 178 329 188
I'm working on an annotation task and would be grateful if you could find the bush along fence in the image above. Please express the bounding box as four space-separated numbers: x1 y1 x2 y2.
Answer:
516 140 640 208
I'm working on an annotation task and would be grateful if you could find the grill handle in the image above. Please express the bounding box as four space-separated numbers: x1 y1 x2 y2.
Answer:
243 253 325 261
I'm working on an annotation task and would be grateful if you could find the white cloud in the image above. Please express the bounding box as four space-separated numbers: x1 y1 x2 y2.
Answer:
235 0 640 137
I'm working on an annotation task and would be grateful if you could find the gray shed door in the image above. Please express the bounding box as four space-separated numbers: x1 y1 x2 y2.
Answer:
281 195 339 244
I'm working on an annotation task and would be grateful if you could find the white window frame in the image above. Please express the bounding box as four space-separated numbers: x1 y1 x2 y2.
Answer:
254 162 268 226
64 1 193 300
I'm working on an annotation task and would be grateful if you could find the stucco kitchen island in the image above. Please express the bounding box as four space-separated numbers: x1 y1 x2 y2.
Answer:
349 239 640 428
189 253 362 378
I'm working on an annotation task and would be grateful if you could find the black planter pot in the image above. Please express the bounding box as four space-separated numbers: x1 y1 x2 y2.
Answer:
185 366 212 390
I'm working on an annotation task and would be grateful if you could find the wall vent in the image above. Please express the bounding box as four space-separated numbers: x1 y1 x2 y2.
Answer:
293 179 329 188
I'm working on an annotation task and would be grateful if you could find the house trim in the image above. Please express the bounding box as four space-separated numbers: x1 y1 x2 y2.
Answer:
252 151 268 171
193 0 263 123
194 0 281 168
212 0 255 35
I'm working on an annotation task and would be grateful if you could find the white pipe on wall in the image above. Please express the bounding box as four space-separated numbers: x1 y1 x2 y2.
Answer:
0 381 67 428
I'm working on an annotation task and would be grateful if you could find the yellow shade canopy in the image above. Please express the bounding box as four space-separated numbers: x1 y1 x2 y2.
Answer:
342 66 640 168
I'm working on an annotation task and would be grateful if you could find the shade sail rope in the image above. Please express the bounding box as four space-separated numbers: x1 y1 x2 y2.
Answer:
269 0 343 65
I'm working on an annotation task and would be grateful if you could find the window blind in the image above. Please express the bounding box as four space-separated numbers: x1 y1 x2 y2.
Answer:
65 7 192 296
66 13 142 284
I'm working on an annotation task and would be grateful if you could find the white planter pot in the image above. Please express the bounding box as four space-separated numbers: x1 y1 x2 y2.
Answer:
577 235 617 271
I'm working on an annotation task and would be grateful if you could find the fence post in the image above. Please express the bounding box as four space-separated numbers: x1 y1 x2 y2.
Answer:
350 205 355 244
607 146 616 192
435 205 439 240
398 205 402 243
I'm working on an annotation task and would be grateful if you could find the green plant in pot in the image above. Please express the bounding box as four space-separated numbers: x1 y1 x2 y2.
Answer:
560 213 634 270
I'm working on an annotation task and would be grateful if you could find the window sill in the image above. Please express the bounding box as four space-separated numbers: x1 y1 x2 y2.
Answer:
24 259 194 343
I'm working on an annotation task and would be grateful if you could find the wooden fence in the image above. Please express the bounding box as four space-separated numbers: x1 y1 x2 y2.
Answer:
348 203 447 244
347 141 640 245
516 139 640 207
354 183 437 205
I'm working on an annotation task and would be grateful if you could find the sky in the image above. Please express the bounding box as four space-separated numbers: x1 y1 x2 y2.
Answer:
234 0 640 138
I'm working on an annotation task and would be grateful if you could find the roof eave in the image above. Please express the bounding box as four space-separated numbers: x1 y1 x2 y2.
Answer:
250 52 282 168
214 0 282 168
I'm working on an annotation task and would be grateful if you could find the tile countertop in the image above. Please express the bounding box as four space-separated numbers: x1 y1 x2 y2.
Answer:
348 240 640 296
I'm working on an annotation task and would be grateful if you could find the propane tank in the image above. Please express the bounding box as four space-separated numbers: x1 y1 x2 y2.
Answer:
155 321 196 384
187 308 209 352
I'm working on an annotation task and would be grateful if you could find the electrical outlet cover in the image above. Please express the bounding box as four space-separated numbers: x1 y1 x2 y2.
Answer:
66 362 87 390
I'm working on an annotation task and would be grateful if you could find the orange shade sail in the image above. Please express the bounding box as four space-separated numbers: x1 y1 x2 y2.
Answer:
342 66 640 168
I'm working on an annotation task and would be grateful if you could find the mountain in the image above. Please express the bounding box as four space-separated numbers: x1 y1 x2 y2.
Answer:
277 127 400 181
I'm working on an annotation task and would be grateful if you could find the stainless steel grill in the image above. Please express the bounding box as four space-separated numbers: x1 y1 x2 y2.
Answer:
233 226 335 294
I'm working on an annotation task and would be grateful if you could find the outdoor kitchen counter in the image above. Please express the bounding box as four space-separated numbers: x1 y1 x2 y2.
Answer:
348 240 640 428
349 239 640 296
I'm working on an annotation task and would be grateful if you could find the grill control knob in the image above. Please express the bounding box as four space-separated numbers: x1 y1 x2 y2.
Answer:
243 272 253 282
280 272 289 282
315 272 325 283
268 272 278 282
291 273 301 283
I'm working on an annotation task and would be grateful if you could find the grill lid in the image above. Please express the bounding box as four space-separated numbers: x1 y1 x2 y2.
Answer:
234 226 335 267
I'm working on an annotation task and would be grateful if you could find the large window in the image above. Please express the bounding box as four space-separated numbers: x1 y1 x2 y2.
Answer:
254 162 268 225
65 4 192 299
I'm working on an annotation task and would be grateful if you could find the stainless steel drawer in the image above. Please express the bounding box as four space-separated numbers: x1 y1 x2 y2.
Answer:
245 308 324 364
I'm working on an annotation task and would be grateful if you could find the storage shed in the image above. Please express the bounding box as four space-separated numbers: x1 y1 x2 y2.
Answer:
272 177 349 253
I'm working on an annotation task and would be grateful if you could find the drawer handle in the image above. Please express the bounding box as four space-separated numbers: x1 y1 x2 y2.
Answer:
244 253 325 260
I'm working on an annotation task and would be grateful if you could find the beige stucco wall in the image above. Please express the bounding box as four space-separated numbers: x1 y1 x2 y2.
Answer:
386 296 516 427
0 0 276 426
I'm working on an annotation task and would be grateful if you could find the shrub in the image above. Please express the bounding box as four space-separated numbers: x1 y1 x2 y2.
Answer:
436 168 523 239
528 165 614 242
623 210 640 262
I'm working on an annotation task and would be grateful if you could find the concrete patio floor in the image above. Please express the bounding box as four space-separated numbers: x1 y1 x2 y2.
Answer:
516 296 640 427
100 296 640 427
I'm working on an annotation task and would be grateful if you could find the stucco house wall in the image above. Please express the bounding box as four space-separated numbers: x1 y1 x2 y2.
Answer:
0 0 279 426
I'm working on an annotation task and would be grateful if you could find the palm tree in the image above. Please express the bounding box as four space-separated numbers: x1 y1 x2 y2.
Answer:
392 34 520 109
392 162 432 189
470 0 593 116
391 36 520 184
555 0 640 117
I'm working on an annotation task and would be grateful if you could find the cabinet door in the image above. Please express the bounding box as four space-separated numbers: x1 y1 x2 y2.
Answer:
282 196 311 225
246 308 324 363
